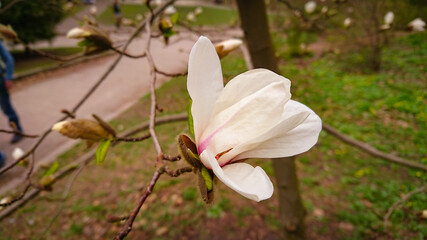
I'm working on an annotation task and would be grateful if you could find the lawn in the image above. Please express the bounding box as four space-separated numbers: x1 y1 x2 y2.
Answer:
12 47 83 75
0 20 425 240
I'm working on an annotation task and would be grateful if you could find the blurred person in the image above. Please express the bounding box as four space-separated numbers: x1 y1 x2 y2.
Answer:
113 0 122 28
0 39 23 168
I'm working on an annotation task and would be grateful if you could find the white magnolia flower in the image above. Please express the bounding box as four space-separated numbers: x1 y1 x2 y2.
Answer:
408 18 425 32
384 11 394 25
187 36 322 201
343 17 352 28
187 12 196 22
304 1 317 14
12 148 25 160
194 7 203 16
164 5 176 15
90 6 97 16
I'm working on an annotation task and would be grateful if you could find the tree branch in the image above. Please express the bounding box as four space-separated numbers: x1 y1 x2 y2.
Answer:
383 184 427 229
322 123 427 171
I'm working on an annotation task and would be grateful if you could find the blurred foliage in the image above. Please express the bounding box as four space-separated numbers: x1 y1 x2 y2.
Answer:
0 0 64 44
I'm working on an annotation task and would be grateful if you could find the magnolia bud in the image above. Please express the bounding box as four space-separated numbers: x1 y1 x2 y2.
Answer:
214 39 243 58
52 119 113 141
0 24 18 41
67 25 112 48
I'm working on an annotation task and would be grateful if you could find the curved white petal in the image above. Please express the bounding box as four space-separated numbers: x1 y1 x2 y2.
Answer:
212 69 291 115
199 80 289 158
187 36 224 144
234 100 322 160
200 150 274 202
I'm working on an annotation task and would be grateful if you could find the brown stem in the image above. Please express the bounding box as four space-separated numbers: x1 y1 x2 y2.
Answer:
383 184 427 229
113 168 164 240
115 133 151 142
0 0 22 14
0 129 38 138
163 154 181 162
164 166 192 177
322 123 427 171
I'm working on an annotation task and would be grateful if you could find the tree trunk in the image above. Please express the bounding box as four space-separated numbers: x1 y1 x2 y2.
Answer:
236 1 306 239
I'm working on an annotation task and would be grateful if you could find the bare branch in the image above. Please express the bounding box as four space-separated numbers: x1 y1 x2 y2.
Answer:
0 0 22 14
164 166 192 177
163 154 181 162
115 133 151 142
113 168 164 240
322 123 427 171
0 129 38 138
383 184 427 229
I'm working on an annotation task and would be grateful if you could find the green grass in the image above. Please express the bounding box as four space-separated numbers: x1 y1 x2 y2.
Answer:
12 47 83 74
97 4 238 27
277 31 427 239
1 30 425 240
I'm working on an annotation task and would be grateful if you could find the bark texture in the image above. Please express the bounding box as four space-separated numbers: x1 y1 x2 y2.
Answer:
236 1 306 239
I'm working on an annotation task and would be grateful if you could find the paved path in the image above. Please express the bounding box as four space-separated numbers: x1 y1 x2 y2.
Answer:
0 0 243 195
0 35 195 194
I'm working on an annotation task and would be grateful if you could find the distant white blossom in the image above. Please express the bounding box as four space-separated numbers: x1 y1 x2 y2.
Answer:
305 1 316 14
343 17 352 28
384 11 394 25
187 12 196 22
164 5 176 15
321 6 328 14
408 18 425 32
194 7 203 16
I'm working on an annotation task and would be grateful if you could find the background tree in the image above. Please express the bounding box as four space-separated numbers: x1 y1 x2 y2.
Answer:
236 1 306 239
0 0 64 45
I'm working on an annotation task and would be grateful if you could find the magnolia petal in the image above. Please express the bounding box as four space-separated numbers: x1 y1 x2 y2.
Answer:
199 80 289 156
212 69 291 115
187 36 224 144
234 100 322 160
200 150 273 202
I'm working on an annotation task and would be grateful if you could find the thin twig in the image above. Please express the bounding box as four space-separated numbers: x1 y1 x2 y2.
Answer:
0 129 38 138
0 0 22 14
155 67 187 77
110 46 147 59
163 154 181 162
164 166 192 177
322 123 427 171
37 163 86 239
383 184 427 229
115 133 151 142
0 153 35 207
113 167 164 240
